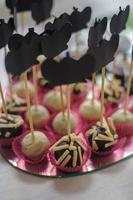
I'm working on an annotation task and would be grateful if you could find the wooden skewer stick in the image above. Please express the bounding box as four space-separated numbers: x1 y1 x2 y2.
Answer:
33 65 39 109
111 59 115 82
91 72 96 104
66 84 71 135
59 85 65 117
55 56 65 116
23 73 34 141
100 66 106 127
0 82 8 118
8 75 13 99
124 60 133 114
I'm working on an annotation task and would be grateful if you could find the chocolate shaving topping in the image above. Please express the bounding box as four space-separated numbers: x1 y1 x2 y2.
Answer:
51 133 85 168
86 119 118 151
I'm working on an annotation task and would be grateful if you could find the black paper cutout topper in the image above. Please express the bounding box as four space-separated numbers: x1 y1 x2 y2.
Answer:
45 13 69 33
5 28 41 77
88 17 107 48
31 0 53 24
45 7 92 34
6 0 32 13
41 22 72 58
69 7 92 33
0 18 15 49
41 52 95 86
6 0 53 24
88 34 119 72
110 5 130 34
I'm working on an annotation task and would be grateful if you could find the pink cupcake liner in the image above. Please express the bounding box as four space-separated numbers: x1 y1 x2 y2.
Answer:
49 136 91 173
104 102 118 117
114 123 133 138
107 108 133 138
12 130 56 165
118 95 133 111
0 138 14 147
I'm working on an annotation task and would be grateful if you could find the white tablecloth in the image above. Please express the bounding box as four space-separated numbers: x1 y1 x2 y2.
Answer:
0 1 133 200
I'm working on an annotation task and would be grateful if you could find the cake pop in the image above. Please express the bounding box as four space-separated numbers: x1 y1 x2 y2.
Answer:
85 118 118 152
44 90 67 112
21 131 49 160
79 99 101 120
52 112 77 135
25 105 50 128
50 133 87 170
0 113 24 139
13 80 35 98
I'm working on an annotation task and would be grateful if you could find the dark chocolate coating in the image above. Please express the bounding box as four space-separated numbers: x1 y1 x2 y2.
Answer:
0 115 23 139
54 141 84 168
88 126 108 151
6 99 27 114
87 125 116 152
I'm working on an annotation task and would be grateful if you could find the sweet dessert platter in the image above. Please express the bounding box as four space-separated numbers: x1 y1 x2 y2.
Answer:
0 1 133 178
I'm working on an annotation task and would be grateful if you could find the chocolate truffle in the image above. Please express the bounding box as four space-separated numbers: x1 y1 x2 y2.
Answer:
13 80 35 98
104 79 124 104
25 105 50 128
79 99 101 120
6 94 27 114
52 112 77 135
44 90 67 112
112 109 133 124
21 131 49 160
0 113 24 139
50 133 86 168
85 118 118 152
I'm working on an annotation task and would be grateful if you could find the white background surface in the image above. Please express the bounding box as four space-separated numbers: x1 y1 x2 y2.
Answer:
0 0 133 200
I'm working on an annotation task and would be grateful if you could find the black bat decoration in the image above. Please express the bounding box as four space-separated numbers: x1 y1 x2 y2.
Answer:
31 0 53 24
69 7 92 33
41 53 95 86
6 0 32 13
110 5 130 34
6 0 53 24
5 28 41 77
41 23 72 58
88 17 107 47
45 13 69 33
88 34 119 72
0 18 15 49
